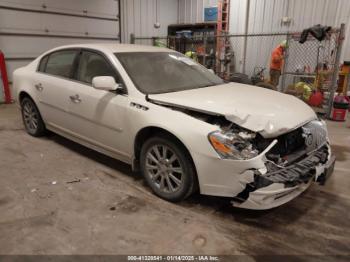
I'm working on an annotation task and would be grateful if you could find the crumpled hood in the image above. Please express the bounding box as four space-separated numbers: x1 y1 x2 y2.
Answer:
149 83 317 138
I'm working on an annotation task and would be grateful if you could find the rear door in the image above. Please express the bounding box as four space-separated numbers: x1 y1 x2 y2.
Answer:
35 49 80 130
64 50 131 161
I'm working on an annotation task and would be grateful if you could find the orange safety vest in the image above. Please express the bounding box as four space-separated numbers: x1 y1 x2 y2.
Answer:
270 45 284 71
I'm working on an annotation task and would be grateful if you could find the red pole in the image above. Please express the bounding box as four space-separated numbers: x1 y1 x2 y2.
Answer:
0 51 11 104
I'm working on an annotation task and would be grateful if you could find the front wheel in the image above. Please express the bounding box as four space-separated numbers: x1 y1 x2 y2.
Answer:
140 136 197 202
21 97 46 137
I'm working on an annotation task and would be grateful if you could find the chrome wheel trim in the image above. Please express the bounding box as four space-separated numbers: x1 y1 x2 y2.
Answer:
23 101 39 133
145 145 184 193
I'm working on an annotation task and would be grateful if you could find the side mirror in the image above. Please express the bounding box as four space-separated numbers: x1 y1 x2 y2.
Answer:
92 76 123 91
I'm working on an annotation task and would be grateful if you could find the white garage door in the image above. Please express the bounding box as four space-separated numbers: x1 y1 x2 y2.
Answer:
0 0 120 85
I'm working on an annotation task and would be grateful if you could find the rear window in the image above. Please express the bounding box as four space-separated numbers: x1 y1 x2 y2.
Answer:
44 50 79 78
38 55 49 72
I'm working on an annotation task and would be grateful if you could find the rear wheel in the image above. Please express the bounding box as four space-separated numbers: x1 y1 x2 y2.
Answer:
140 135 197 202
21 97 46 137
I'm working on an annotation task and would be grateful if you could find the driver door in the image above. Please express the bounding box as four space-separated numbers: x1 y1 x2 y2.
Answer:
64 50 131 161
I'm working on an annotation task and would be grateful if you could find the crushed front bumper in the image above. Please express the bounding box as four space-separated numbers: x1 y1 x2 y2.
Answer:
231 145 335 210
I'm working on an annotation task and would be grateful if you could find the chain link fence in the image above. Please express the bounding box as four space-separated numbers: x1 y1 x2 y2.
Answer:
228 33 288 79
281 27 343 116
282 29 341 91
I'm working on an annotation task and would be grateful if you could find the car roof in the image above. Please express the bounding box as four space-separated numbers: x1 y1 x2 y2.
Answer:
47 43 174 54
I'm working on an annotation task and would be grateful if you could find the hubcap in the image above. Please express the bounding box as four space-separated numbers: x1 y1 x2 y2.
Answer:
23 102 39 133
145 145 183 193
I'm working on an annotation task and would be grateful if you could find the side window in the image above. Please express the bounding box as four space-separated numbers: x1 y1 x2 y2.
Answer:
45 50 78 78
38 55 49 72
77 51 119 84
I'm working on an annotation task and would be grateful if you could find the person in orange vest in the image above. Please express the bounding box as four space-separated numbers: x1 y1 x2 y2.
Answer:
269 40 288 88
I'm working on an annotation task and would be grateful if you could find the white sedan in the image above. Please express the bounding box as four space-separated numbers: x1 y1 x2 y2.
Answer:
13 44 335 210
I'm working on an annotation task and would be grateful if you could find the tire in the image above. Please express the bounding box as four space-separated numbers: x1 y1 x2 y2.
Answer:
21 97 46 137
140 135 197 202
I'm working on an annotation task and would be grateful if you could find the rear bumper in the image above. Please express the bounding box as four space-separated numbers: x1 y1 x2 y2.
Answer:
231 145 335 210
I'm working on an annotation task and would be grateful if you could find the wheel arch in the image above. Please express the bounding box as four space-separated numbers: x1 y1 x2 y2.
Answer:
18 91 33 105
133 126 198 177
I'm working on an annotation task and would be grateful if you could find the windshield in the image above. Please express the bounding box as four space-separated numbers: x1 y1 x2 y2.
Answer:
115 52 224 94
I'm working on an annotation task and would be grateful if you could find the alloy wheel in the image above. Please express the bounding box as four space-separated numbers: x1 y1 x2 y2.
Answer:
145 145 184 193
22 101 39 134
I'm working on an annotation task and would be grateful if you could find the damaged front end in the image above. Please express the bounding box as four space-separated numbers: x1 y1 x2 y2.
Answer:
182 107 336 209
230 120 336 209
189 109 336 209
150 99 335 209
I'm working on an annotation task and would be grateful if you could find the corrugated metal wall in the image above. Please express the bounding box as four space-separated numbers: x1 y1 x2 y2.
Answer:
244 0 349 77
178 0 350 34
178 0 350 75
246 0 350 34
120 0 178 43
178 0 218 23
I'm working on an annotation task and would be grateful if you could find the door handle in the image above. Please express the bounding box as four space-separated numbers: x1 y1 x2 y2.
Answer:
35 83 43 91
69 94 82 103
